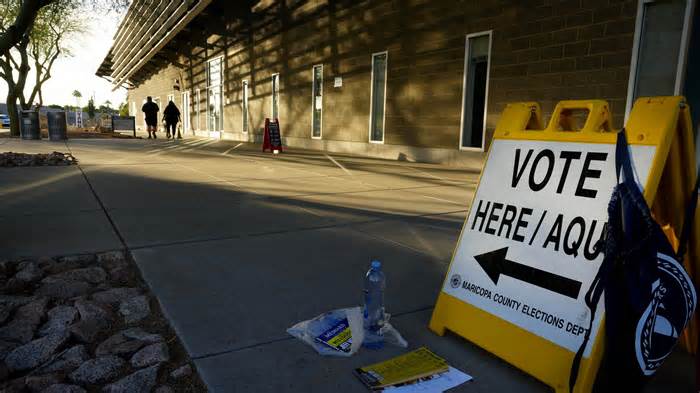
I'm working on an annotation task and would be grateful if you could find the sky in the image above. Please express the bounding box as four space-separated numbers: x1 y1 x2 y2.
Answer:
0 12 128 108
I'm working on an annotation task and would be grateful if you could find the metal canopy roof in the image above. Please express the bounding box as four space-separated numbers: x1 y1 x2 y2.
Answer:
97 0 276 89
96 0 214 89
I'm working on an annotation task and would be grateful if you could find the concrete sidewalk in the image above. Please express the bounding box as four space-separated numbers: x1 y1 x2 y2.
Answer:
0 137 692 392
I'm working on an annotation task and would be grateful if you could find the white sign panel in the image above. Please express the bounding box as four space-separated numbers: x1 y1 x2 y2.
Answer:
334 77 343 88
442 139 655 354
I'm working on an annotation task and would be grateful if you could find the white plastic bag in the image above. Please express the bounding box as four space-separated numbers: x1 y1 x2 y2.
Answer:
287 308 409 356
287 307 365 357
378 314 408 349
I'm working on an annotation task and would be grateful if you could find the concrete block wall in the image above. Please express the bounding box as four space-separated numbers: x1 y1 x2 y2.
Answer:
129 64 185 130
126 0 638 163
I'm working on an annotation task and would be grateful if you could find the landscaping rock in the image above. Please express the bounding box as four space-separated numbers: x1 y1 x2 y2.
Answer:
122 328 163 343
1 277 27 293
74 300 113 326
69 320 104 344
0 252 202 391
0 298 49 343
0 259 14 276
1 377 26 392
58 254 95 265
95 332 145 357
16 260 32 271
69 356 125 385
16 298 49 324
45 267 106 285
102 364 158 393
108 266 134 285
4 331 70 372
96 251 126 266
35 280 91 300
36 256 56 268
0 152 77 167
170 364 192 380
41 260 81 276
130 342 169 368
25 373 64 392
41 384 87 393
0 361 8 381
0 295 34 309
0 318 37 344
118 296 150 324
0 306 11 325
14 262 43 283
0 340 19 360
38 345 89 374
92 288 141 305
38 306 78 337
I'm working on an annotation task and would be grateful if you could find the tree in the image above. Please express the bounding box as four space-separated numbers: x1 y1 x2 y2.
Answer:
72 89 81 106
0 0 127 134
0 0 51 56
86 96 95 119
104 99 111 109
0 0 129 55
118 101 128 116
0 1 83 135
26 2 84 107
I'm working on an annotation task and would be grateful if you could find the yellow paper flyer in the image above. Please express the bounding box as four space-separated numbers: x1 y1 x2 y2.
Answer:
354 347 449 390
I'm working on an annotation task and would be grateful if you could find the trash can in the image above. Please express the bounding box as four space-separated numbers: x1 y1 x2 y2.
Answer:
47 111 67 141
20 110 40 140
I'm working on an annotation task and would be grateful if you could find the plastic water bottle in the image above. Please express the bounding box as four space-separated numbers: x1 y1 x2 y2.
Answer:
363 260 386 349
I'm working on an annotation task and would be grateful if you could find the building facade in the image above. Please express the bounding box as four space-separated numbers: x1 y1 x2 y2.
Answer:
97 0 699 165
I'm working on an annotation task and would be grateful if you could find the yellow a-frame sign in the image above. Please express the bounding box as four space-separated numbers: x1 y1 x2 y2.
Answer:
430 96 698 393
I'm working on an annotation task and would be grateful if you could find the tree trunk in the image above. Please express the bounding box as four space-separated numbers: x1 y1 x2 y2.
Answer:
0 0 49 55
6 93 20 137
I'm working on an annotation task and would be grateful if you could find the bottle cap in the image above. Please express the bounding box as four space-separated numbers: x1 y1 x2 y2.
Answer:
371 260 381 269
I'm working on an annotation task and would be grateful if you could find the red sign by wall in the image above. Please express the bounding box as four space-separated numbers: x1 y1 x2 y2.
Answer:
262 118 283 153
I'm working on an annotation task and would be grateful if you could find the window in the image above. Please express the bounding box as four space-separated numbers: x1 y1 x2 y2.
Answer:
195 89 201 131
207 57 224 132
369 52 388 143
312 65 323 138
167 94 174 104
181 92 191 133
460 31 492 150
242 80 249 133
271 73 280 119
626 0 693 118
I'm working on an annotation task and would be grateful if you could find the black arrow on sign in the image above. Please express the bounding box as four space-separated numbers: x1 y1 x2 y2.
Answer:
474 247 582 299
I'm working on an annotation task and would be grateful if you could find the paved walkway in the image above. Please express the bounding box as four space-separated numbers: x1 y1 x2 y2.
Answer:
0 137 691 392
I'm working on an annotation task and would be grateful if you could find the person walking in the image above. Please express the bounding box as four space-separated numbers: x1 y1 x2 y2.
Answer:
142 96 159 139
163 100 181 139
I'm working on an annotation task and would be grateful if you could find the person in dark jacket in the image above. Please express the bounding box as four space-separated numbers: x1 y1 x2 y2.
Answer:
163 100 181 139
141 96 159 139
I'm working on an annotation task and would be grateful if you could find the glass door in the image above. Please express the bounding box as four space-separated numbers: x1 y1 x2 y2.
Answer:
242 80 249 133
207 57 224 133
195 89 201 133
181 91 190 133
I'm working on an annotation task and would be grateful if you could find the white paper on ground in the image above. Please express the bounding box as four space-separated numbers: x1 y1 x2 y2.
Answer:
383 366 472 393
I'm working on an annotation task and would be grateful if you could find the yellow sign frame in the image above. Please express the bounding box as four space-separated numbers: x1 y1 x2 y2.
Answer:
430 96 697 393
